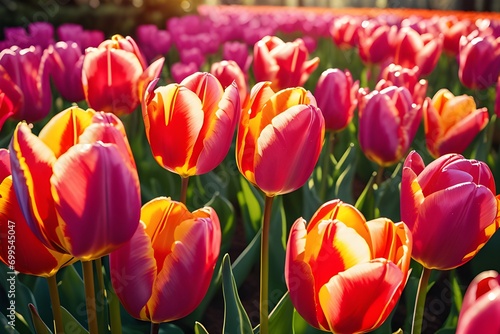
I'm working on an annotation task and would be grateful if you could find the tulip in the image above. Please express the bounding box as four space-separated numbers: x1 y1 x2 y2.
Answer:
496 76 500 118
253 35 320 91
28 22 54 49
0 149 73 277
423 88 488 158
393 27 443 76
400 150 500 270
236 82 324 197
314 68 359 132
210 60 249 106
458 34 500 89
136 24 172 64
438 16 473 55
170 61 199 83
0 45 52 123
82 35 165 116
46 41 85 103
9 106 141 261
357 22 397 65
109 197 220 323
57 24 105 50
376 64 428 106
142 72 240 177
456 271 500 334
0 65 23 130
358 86 422 167
222 41 252 73
285 199 412 333
331 15 361 50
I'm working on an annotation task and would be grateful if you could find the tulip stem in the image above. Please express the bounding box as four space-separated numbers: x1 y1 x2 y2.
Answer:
47 275 64 334
180 176 189 205
375 165 385 186
82 260 99 334
151 323 159 334
319 131 335 201
411 267 432 334
260 195 275 334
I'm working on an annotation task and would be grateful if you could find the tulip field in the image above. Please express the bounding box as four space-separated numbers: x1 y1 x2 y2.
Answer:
2 3 500 334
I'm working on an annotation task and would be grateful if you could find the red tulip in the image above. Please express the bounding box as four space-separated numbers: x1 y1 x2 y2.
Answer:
314 68 359 132
0 65 23 130
458 33 500 89
9 107 141 261
285 200 412 333
236 82 324 196
376 64 428 106
393 27 443 76
142 72 240 177
210 60 248 106
109 197 220 323
357 22 397 64
0 149 74 277
253 35 319 91
358 86 422 167
423 88 488 158
456 271 500 334
82 35 165 115
331 15 361 50
46 41 85 103
400 151 500 270
0 46 52 123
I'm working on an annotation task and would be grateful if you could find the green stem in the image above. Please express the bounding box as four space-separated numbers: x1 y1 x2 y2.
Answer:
94 258 105 297
108 289 123 334
151 322 160 334
375 165 385 186
180 176 189 205
259 195 275 334
319 131 335 201
47 275 64 334
411 267 432 334
82 260 98 334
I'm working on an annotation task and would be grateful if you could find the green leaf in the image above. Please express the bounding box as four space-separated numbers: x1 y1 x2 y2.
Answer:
0 310 20 334
194 322 209 334
57 264 86 326
205 193 236 255
292 309 324 334
28 304 52 334
435 328 456 334
221 254 253 334
237 175 263 240
232 228 261 288
268 292 294 334
354 172 377 220
333 143 357 203
60 306 89 334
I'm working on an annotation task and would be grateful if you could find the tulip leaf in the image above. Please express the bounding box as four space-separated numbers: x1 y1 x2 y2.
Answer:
57 264 86 325
194 322 209 334
221 254 253 334
442 270 463 329
268 292 294 334
355 171 378 221
292 309 324 334
28 304 52 334
333 143 357 203
469 114 496 162
0 310 20 334
205 193 236 255
10 274 37 333
237 175 263 240
232 228 261 287
60 306 88 334
434 329 456 334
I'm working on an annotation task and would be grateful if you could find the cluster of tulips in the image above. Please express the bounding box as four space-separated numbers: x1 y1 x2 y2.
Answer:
1 3 500 334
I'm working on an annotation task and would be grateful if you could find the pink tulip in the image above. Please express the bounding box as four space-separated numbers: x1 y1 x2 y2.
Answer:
210 60 248 106
376 64 428 106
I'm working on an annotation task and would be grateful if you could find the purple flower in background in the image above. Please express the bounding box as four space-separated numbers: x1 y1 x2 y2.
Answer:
170 62 198 83
136 24 172 64
222 41 252 72
4 27 31 48
57 24 104 50
28 22 54 49
180 47 205 68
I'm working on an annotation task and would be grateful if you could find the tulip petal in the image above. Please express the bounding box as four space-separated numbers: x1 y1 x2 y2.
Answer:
9 123 62 251
38 106 94 158
138 57 165 103
144 84 204 176
318 260 404 333
51 143 140 260
109 222 156 320
412 183 497 269
254 104 324 195
148 218 218 323
457 286 500 334
285 219 329 330
195 81 240 175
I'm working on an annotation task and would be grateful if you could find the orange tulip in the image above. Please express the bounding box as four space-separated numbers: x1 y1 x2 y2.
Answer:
423 88 488 158
9 107 141 261
109 197 220 323
142 72 240 177
0 149 73 277
285 199 412 333
82 34 164 116
236 82 324 196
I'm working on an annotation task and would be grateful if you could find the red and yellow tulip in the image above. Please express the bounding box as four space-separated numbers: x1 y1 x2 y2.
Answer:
82 34 164 116
0 149 73 277
109 197 221 323
142 72 240 177
423 88 488 158
285 199 412 333
236 82 324 196
400 150 500 270
9 106 141 261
